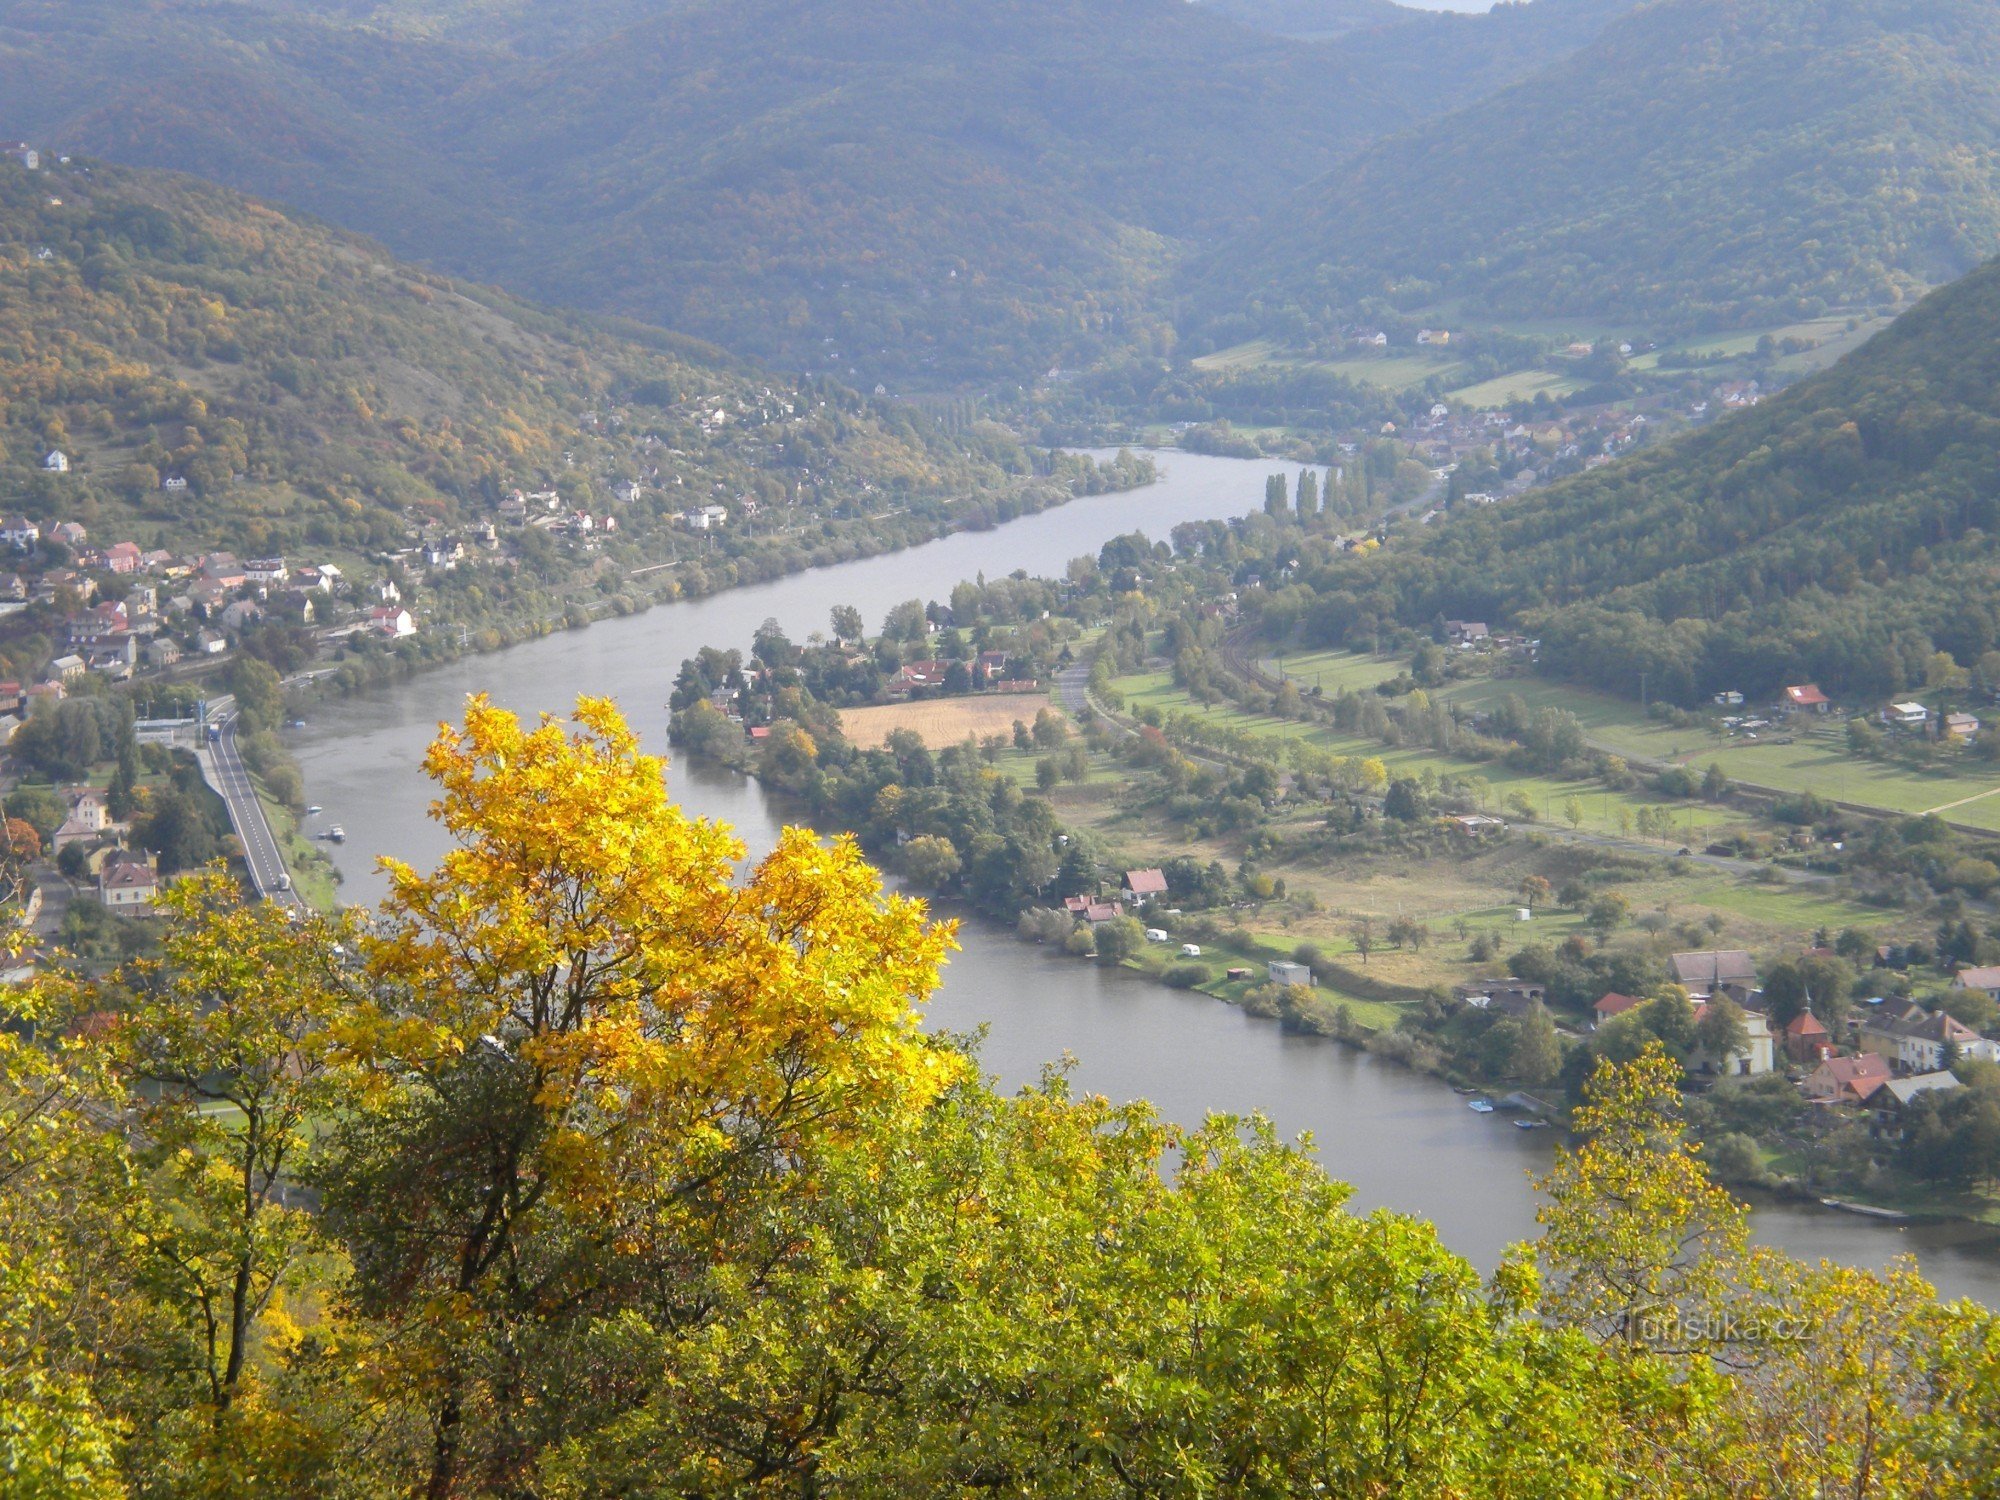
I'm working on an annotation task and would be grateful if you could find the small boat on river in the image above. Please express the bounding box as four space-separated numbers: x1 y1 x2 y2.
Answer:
1467 1098 1495 1114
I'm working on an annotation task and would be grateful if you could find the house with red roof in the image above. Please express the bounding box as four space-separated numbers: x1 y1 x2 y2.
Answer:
1783 684 1831 712
1593 992 1645 1027
1803 1053 1893 1107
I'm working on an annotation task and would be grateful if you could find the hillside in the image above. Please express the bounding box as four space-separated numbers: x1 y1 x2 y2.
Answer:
3 0 1638 387
1196 0 2000 348
0 156 1015 558
1288 253 2000 705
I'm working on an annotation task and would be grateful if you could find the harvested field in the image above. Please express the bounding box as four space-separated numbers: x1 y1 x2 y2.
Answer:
840 692 1052 750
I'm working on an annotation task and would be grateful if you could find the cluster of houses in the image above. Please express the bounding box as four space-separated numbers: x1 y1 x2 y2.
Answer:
1390 402 1658 486
1709 683 1981 743
0 524 420 702
1461 947 1989 1140
1061 867 1170 926
1344 327 1451 349
48 785 160 911
1440 619 1536 657
886 649 1038 697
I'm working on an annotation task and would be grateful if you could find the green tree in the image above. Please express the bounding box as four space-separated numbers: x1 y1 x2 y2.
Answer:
227 656 284 732
1264 472 1289 518
1094 913 1146 966
1511 1001 1562 1086
1642 989 1700 1061
900 833 961 891
1695 994 1751 1071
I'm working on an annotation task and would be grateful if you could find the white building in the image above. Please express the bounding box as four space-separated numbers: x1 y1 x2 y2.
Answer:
42 450 68 474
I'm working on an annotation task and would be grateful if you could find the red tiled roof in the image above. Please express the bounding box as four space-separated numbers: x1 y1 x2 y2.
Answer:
1594 992 1644 1018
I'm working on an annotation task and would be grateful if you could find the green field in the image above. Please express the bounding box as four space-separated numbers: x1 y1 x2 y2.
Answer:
1256 647 1404 695
1448 369 1583 406
1117 670 1733 843
1193 310 1894 412
1680 877 1886 933
1274 652 2000 831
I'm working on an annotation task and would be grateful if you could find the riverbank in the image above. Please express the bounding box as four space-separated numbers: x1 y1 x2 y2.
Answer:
292 452 1155 714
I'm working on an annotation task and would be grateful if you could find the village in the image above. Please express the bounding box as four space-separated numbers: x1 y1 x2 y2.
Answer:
1459 945 1987 1149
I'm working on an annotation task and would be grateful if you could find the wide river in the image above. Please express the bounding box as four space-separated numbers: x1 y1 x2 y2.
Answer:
290 451 2000 1301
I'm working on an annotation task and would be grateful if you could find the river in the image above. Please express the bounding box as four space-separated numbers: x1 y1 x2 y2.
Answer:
288 451 2000 1301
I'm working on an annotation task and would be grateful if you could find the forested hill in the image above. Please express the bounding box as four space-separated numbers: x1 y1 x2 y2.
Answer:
3 0 1635 387
0 157 1011 557
1195 0 2000 347
1287 254 2000 705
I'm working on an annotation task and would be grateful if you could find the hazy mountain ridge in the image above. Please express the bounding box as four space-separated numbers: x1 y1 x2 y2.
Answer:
2 0 1643 386
1194 0 2000 348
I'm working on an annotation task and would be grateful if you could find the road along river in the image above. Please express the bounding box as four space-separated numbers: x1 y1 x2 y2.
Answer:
286 451 2000 1300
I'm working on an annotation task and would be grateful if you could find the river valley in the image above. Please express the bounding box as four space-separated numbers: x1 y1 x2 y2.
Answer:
288 452 2000 1301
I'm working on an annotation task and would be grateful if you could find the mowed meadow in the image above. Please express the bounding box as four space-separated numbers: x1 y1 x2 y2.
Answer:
839 693 1053 750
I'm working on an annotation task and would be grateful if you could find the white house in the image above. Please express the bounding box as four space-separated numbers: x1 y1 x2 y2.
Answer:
42 451 68 474
99 858 158 911
1268 960 1313 989
1888 701 1930 728
244 557 288 585
368 606 416 638
0 517 39 550
682 505 729 531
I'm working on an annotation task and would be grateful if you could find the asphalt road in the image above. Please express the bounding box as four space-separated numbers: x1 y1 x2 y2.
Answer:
198 710 302 909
